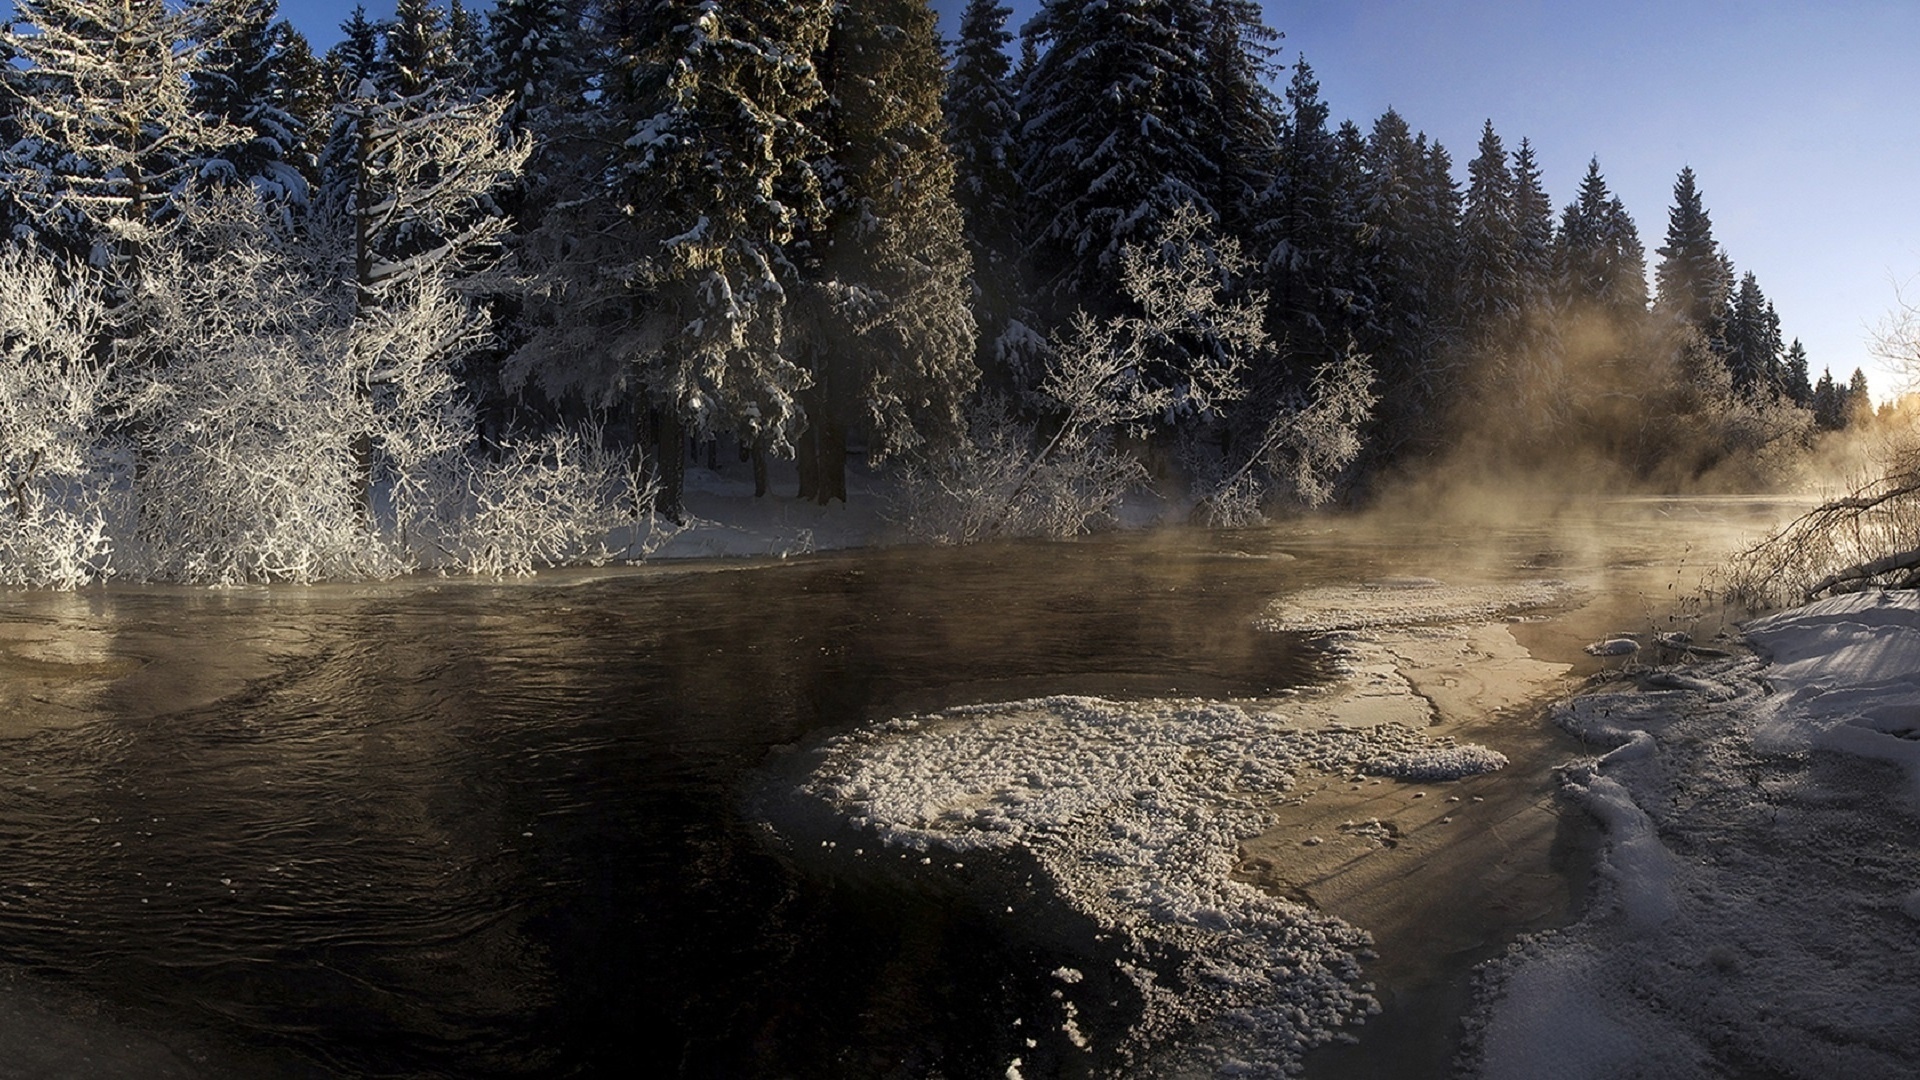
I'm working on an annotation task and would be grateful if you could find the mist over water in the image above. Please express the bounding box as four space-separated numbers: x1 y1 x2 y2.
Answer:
0 500 1796 1077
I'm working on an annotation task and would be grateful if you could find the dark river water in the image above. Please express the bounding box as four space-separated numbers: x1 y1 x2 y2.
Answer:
0 500 1794 1078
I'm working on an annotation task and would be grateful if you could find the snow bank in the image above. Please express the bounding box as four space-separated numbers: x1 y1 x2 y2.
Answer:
1745 590 1920 795
1466 590 1920 1079
781 695 1509 1077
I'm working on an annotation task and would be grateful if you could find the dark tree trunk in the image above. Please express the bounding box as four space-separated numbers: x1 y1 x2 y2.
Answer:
816 418 847 505
796 413 820 503
652 407 686 523
751 444 769 498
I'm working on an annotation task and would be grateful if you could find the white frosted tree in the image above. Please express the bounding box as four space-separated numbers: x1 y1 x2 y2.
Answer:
1 0 243 266
0 250 115 586
897 205 1369 539
316 77 529 518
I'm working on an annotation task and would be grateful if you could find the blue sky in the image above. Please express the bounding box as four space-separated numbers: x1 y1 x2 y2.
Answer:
281 0 1920 398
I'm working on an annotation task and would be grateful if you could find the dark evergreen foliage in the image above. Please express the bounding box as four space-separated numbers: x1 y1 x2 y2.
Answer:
1655 166 1732 336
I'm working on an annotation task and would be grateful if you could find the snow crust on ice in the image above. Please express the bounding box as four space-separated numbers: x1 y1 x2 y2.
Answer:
788 694 1510 1077
1360 745 1508 782
1256 579 1578 634
1466 590 1920 1079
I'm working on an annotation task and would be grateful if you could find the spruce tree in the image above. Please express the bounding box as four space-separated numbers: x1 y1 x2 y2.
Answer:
1198 0 1282 239
1812 367 1842 429
484 0 585 138
1353 111 1461 459
329 5 382 90
1654 166 1731 336
1725 271 1774 396
1556 159 1649 319
1257 57 1352 392
614 0 834 515
1783 338 1812 407
385 0 451 98
191 0 314 211
789 0 977 504
1510 138 1555 312
1 0 243 267
1458 120 1519 335
1017 0 1220 312
945 0 1031 392
1848 367 1873 426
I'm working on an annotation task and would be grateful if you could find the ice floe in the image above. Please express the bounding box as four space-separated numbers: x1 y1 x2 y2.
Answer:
1256 578 1579 634
781 694 1511 1076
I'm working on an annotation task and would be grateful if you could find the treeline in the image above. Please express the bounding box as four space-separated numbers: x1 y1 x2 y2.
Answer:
0 0 1874 584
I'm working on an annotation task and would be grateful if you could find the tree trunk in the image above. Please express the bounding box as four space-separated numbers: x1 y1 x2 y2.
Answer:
816 418 848 505
796 411 820 503
652 406 686 523
751 444 769 498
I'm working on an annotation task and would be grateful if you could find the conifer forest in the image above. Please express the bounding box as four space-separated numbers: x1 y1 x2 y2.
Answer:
0 0 1885 585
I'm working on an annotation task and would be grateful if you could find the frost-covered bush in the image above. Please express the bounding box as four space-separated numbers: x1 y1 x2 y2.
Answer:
124 190 389 583
0 250 117 586
119 188 640 584
1192 344 1377 526
1721 428 1920 608
418 429 651 577
892 392 1147 543
893 205 1252 542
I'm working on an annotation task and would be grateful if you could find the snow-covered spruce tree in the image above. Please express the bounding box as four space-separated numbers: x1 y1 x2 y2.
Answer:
384 0 452 97
1510 139 1555 316
600 0 833 517
1723 271 1784 399
1 0 242 269
1554 158 1648 321
441 0 483 93
0 250 115 587
1783 338 1813 406
788 0 977 505
945 0 1040 396
190 0 316 216
1457 123 1520 356
1198 0 1282 241
484 0 589 145
1017 0 1219 315
1255 58 1362 395
324 4 381 89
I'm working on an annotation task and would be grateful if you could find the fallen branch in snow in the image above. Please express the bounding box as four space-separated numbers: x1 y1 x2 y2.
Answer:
1717 439 1920 608
1806 545 1920 597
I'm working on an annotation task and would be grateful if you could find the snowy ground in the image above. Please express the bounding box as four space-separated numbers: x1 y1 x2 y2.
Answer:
766 577 1586 1077
1464 590 1920 1079
631 455 896 561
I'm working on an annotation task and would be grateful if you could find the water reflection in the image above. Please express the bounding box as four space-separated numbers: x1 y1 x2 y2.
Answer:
0 500 1795 1077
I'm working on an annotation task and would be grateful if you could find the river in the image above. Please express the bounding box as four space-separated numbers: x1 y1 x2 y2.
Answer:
0 497 1795 1078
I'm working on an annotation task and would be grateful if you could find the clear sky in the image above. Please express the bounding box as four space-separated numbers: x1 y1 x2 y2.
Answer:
281 0 1920 399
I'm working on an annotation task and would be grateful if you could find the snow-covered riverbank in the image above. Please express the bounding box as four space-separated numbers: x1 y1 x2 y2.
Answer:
1465 590 1920 1079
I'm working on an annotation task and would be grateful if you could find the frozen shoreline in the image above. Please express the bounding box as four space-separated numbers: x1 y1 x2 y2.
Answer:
1464 590 1920 1079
